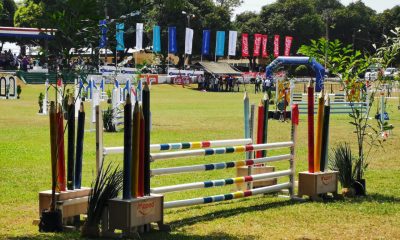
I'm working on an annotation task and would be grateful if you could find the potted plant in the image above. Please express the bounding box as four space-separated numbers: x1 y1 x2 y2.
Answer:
329 143 358 197
17 85 22 99
81 89 87 102
38 93 44 113
103 106 117 132
81 163 122 237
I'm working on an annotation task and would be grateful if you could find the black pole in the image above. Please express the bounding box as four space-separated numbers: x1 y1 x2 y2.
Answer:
123 95 132 199
67 96 75 190
74 103 85 189
143 83 151 195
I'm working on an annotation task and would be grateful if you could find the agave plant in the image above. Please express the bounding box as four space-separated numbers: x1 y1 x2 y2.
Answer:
329 142 355 189
82 163 123 237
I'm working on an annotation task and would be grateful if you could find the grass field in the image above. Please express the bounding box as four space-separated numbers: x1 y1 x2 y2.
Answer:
0 83 399 239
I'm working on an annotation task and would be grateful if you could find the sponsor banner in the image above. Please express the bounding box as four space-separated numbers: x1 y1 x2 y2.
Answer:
167 69 204 77
274 35 280 58
153 25 161 53
140 74 159 85
202 30 211 55
136 23 143 50
215 31 225 56
99 20 107 48
284 36 293 56
116 23 125 51
262 35 268 58
241 33 249 57
99 66 137 76
228 30 237 56
185 28 194 54
253 34 262 57
168 26 177 54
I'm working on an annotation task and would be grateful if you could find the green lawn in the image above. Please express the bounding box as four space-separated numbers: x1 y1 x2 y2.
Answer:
0 83 399 239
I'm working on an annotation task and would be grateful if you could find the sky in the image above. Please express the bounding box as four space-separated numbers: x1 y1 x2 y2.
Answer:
234 0 400 16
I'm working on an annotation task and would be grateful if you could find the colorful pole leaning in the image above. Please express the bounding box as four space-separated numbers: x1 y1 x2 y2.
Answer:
320 95 330 172
131 101 140 198
67 96 75 190
307 81 315 173
49 102 57 211
262 94 269 157
143 83 151 195
256 101 264 158
314 91 324 172
138 106 145 197
74 103 85 189
123 95 132 199
56 104 66 192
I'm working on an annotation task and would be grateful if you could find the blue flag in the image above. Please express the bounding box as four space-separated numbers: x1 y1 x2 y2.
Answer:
168 26 177 54
202 30 210 56
153 26 161 53
99 19 107 48
215 31 225 56
116 23 124 51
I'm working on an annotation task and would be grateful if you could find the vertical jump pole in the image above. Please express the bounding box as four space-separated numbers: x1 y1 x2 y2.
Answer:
49 101 57 211
95 105 103 174
244 92 250 159
247 104 255 190
75 103 85 189
143 82 151 195
123 95 132 199
290 104 299 198
320 94 330 172
307 80 315 173
262 94 269 157
67 96 75 190
314 91 324 172
131 102 140 197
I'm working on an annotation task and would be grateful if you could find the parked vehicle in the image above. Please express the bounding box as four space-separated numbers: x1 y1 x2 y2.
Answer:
383 67 398 78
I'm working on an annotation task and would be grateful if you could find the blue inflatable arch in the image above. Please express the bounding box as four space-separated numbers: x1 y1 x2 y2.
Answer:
265 56 325 92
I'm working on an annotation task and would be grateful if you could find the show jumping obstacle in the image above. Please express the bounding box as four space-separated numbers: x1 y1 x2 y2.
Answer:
95 84 299 235
0 72 17 99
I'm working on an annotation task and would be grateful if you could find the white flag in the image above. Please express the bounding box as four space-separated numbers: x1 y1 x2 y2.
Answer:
185 28 194 54
228 30 237 56
136 23 143 50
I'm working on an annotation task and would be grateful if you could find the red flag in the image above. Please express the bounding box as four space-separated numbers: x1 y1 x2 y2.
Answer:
242 33 249 57
262 35 268 58
284 36 293 56
253 34 262 57
274 35 280 58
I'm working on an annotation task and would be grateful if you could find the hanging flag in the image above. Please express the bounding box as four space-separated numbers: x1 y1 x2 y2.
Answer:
284 36 293 56
116 23 124 51
228 30 237 56
168 26 177 54
202 30 211 56
136 23 143 50
99 19 107 48
253 34 262 57
153 26 161 53
185 28 194 54
242 33 249 57
262 35 268 58
215 31 225 57
274 35 280 58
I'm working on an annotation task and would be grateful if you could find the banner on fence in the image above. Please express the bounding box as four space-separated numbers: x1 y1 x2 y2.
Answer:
167 69 204 77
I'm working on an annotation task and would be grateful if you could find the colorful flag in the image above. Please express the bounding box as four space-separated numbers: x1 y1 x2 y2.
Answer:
185 28 194 54
242 33 249 57
116 23 124 51
228 30 237 56
153 26 161 53
284 36 293 56
253 34 262 57
202 30 211 56
262 35 268 58
99 19 107 48
136 23 143 50
274 35 280 58
215 31 225 57
168 26 177 54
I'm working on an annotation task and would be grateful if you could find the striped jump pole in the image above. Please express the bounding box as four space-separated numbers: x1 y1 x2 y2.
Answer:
151 170 291 194
150 142 294 161
103 138 253 155
164 182 291 209
151 154 291 176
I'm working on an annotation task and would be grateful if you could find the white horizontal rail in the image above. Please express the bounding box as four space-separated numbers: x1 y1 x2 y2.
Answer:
151 142 294 161
151 169 291 194
164 182 291 209
151 154 291 176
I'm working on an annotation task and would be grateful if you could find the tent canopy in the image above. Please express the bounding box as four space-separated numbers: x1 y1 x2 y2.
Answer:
195 61 242 76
